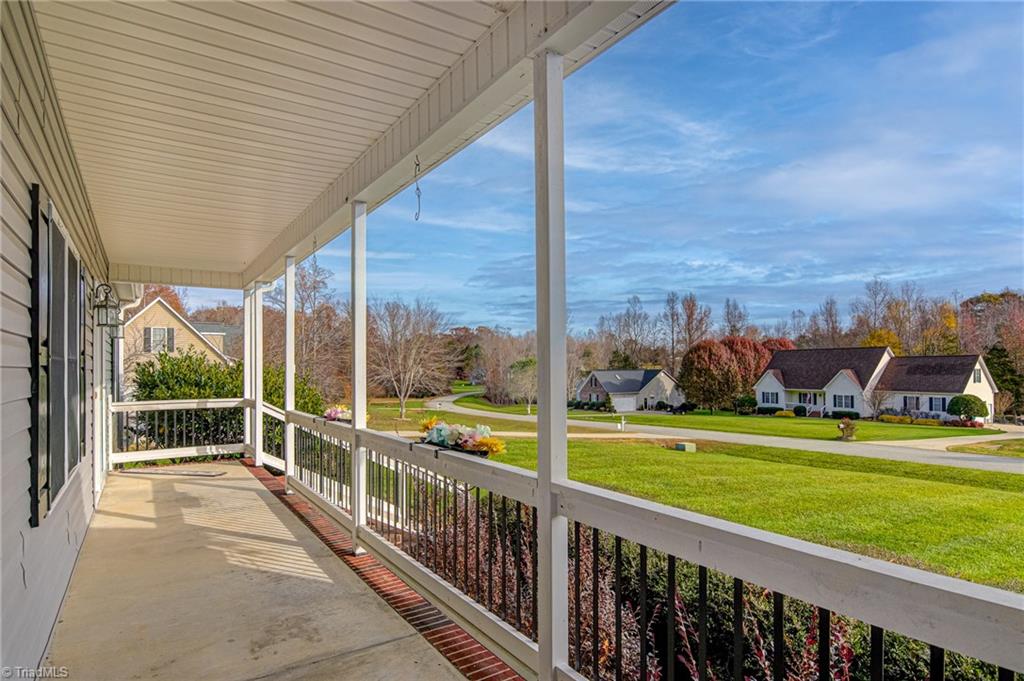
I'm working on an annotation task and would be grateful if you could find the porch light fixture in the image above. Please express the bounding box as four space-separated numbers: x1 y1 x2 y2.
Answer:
93 283 123 339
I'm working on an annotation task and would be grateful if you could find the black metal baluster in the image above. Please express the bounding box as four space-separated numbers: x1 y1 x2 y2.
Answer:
733 579 744 681
515 500 523 630
699 566 708 681
443 477 450 580
500 496 508 620
173 410 178 447
639 546 648 681
773 592 785 681
870 625 884 681
667 555 676 681
592 526 600 681
487 491 494 611
929 646 944 681
433 472 440 574
817 608 830 681
475 487 481 601
531 506 538 641
463 483 470 593
574 521 582 669
614 536 622 681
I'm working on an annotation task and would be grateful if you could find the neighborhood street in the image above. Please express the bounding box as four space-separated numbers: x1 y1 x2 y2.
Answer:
430 393 1024 475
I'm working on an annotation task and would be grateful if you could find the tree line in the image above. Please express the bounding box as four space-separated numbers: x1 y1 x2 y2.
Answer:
146 270 1021 418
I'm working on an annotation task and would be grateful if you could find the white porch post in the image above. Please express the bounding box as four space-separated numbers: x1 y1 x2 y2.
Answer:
350 200 368 552
253 283 265 467
534 50 569 680
243 287 253 454
284 256 296 485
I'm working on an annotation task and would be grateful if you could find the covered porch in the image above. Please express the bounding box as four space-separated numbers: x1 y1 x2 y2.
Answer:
3 0 1021 678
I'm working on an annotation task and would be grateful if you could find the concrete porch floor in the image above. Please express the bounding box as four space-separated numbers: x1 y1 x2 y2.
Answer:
45 461 466 681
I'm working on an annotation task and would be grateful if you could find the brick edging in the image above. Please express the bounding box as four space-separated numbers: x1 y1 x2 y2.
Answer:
241 459 524 681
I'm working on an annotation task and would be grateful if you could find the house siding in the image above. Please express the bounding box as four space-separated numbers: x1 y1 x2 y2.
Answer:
636 372 684 409
575 373 609 403
824 372 866 415
2 1 108 669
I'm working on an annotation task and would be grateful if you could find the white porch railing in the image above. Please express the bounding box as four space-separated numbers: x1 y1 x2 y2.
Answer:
277 409 1023 680
108 398 250 465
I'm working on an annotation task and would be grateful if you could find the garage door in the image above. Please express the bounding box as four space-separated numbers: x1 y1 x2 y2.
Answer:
612 396 635 413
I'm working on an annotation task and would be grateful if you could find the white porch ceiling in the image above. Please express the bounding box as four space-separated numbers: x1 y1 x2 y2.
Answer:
35 0 668 288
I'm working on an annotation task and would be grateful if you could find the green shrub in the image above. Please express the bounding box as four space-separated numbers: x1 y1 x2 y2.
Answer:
879 414 912 424
655 400 668 411
734 394 758 415
794 405 808 417
947 394 989 420
756 406 782 415
603 394 616 414
831 410 860 420
774 410 796 418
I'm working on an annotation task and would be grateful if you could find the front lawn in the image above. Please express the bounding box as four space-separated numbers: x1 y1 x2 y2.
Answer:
366 398 598 434
948 438 1024 458
567 410 1003 441
492 438 1024 591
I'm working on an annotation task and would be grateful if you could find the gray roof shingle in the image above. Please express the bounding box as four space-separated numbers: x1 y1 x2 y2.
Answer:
591 369 666 394
874 355 980 393
761 347 890 390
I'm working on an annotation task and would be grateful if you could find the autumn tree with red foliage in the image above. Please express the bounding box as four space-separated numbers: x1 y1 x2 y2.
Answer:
678 340 741 413
721 336 771 396
128 284 188 319
761 337 797 353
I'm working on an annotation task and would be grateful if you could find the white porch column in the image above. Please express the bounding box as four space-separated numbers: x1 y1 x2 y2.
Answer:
284 256 296 484
243 287 253 454
350 200 368 552
253 283 265 467
534 50 569 680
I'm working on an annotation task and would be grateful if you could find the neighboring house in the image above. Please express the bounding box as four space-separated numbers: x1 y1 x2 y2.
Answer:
191 321 243 359
122 298 232 391
576 369 685 412
753 347 999 422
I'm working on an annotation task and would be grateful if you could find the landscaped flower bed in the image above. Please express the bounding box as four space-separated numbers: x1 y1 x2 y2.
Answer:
419 417 506 457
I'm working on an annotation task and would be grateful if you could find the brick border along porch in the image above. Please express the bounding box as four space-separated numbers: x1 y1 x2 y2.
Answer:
242 459 523 681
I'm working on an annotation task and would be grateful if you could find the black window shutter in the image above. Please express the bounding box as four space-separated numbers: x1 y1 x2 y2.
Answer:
28 185 49 527
143 327 152 352
167 327 175 352
49 216 67 503
67 252 80 471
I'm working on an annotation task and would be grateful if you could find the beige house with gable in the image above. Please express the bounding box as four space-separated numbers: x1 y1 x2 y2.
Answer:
122 297 232 392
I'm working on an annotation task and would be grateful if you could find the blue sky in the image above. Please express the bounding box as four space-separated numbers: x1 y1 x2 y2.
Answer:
187 2 1023 332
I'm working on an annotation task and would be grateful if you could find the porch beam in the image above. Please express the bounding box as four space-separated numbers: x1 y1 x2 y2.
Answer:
350 200 368 553
284 255 296 483
534 49 569 681
108 262 245 289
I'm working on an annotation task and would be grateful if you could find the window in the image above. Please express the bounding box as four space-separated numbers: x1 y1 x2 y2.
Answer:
29 189 87 525
833 394 854 409
973 368 982 383
798 392 816 405
144 326 175 353
903 395 921 411
761 391 779 404
929 397 948 412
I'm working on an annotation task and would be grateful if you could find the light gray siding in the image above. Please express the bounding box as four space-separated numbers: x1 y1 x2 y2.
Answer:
2 1 108 668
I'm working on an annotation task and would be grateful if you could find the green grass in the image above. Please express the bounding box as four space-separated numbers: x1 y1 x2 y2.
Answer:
492 438 1024 591
366 398 600 434
450 380 483 394
453 395 1004 441
948 438 1024 458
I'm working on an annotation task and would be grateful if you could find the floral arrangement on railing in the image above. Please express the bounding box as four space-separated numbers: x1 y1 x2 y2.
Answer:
418 417 506 457
323 404 370 423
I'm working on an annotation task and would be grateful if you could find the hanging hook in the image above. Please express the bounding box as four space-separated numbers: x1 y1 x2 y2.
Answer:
414 155 422 221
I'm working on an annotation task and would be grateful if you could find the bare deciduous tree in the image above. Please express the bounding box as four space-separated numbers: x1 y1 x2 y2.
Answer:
721 297 751 337
659 291 683 376
368 298 453 419
681 293 712 353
